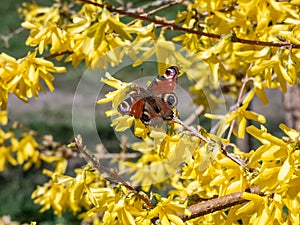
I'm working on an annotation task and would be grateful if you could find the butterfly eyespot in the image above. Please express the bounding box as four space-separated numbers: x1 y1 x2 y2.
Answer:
164 66 179 79
141 112 150 123
118 101 131 114
163 93 178 106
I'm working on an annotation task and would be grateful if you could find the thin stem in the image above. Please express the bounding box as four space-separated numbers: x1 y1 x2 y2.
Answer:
173 116 210 143
78 0 221 39
231 32 298 49
226 75 251 140
182 105 204 126
0 27 25 48
130 0 181 13
43 50 73 60
94 152 140 159
173 116 247 167
72 136 154 208
127 0 183 26
220 145 247 167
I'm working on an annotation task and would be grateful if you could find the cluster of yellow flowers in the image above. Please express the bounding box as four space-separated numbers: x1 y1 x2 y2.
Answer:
0 126 67 172
0 52 65 113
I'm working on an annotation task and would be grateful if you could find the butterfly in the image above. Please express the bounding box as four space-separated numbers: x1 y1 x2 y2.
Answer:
117 66 180 126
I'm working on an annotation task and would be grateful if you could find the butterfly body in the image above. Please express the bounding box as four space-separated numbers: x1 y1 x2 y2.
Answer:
117 66 180 126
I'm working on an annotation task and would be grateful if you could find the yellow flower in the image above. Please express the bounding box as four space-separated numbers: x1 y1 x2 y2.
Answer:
17 134 40 170
0 111 7 125
0 142 17 171
23 21 70 54
15 51 66 100
147 195 188 224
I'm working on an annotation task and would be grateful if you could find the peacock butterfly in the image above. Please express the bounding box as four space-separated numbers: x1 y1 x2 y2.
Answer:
117 66 180 126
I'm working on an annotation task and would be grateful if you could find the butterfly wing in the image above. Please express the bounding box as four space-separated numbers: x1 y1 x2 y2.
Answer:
117 87 146 118
148 66 179 95
148 66 179 108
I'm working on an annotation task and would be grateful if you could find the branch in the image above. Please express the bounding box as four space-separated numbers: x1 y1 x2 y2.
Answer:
0 27 25 48
11 121 81 158
226 74 252 140
125 0 182 13
173 116 210 143
43 50 73 60
173 116 248 168
93 152 140 159
231 32 298 49
182 186 263 221
220 145 247 168
139 0 183 16
71 136 154 209
182 105 204 126
78 0 300 49
127 0 183 26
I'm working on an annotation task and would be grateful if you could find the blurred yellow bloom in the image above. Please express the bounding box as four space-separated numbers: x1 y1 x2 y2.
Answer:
0 111 7 125
23 21 70 54
17 134 40 170
0 51 65 110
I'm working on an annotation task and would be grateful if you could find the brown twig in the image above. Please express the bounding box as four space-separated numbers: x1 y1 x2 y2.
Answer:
7 121 80 159
173 116 247 167
230 32 297 48
129 0 182 13
10 120 42 138
226 74 251 141
72 136 154 208
78 0 300 49
182 105 204 126
0 27 25 48
173 116 210 143
220 145 247 167
182 186 263 221
144 0 182 15
43 50 73 60
94 152 140 159
127 0 183 26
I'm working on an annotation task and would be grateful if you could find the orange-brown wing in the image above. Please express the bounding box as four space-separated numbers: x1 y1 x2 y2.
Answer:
130 98 144 118
117 95 144 117
148 66 179 94
117 86 147 117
